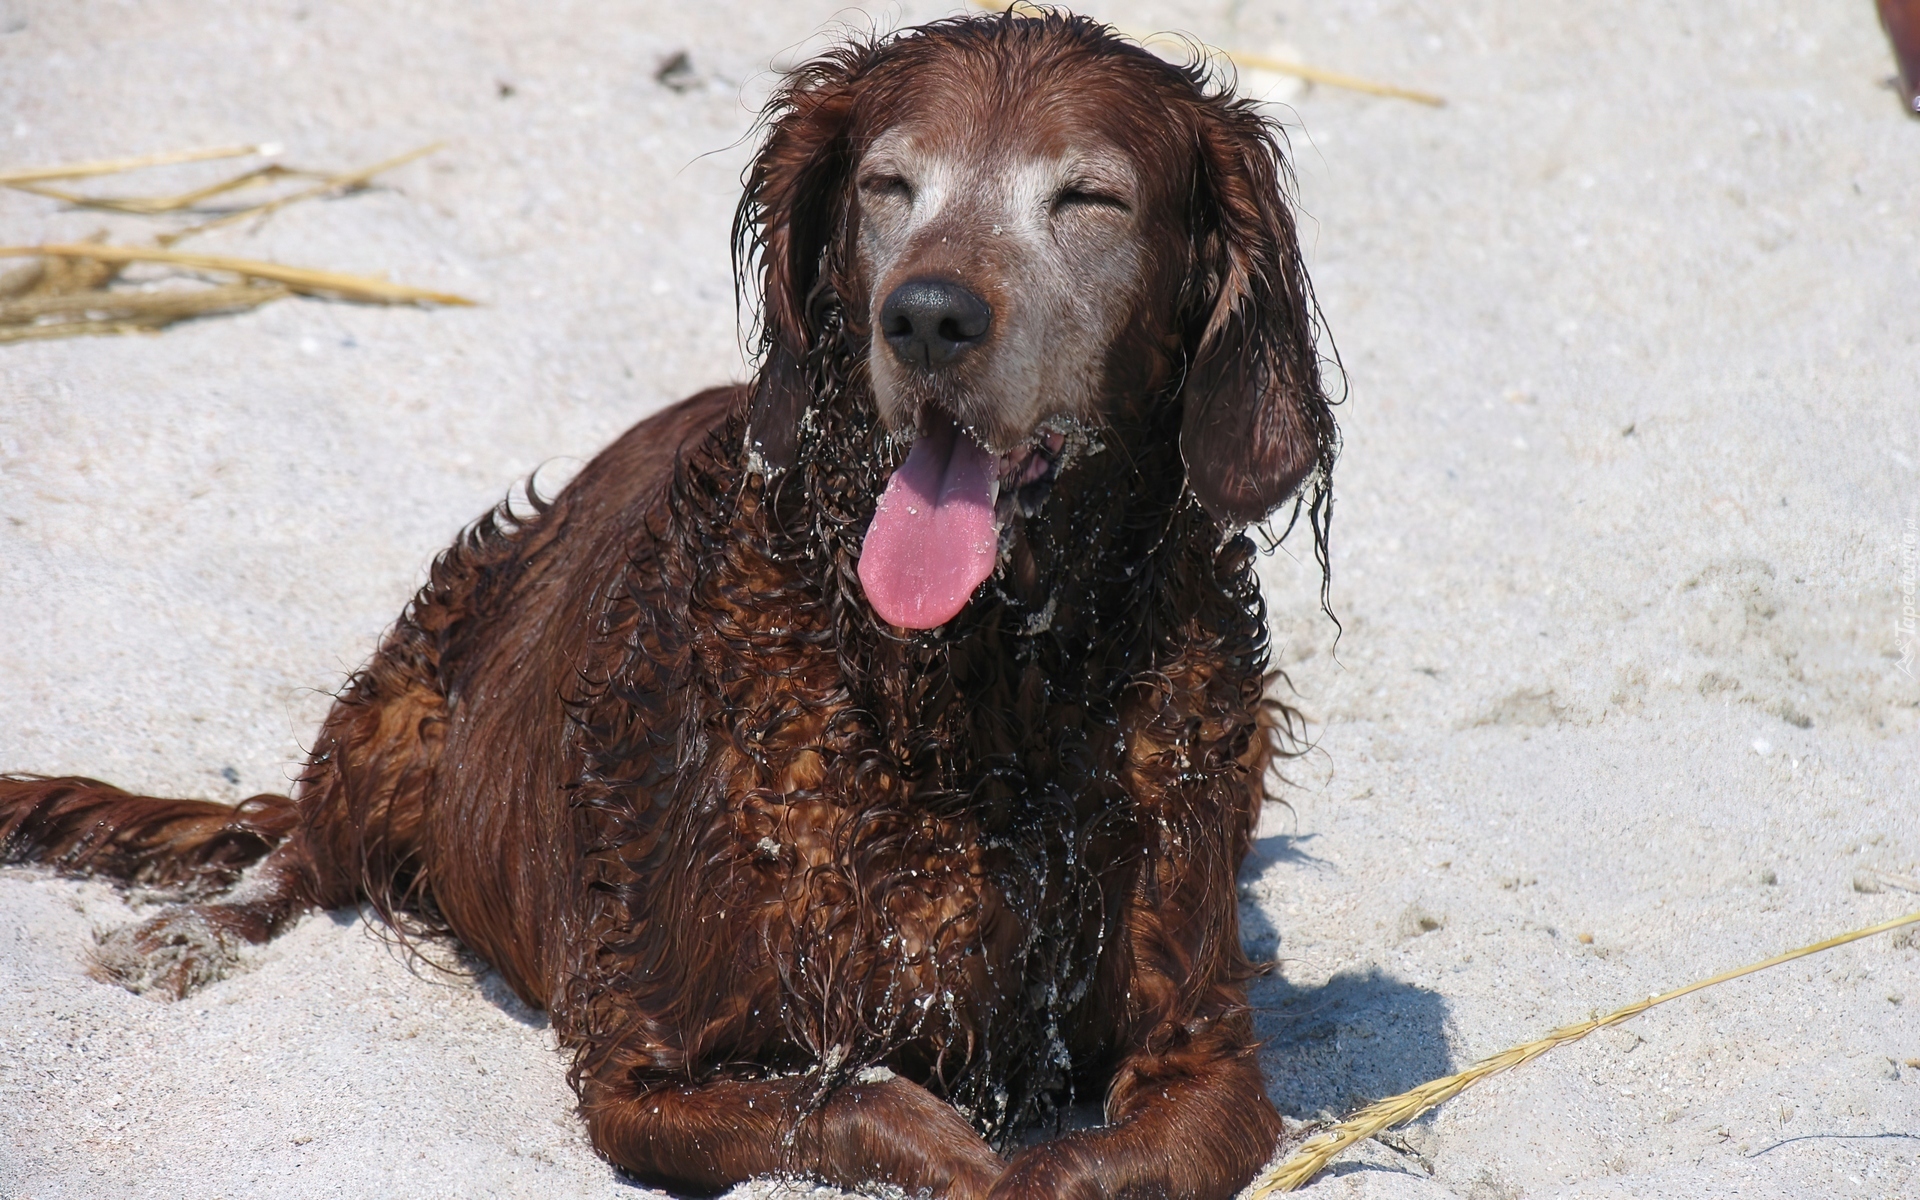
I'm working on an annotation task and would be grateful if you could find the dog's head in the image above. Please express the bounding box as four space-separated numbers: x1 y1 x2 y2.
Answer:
736 12 1336 629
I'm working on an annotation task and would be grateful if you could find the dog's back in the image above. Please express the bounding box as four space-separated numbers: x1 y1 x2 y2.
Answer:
0 384 740 1002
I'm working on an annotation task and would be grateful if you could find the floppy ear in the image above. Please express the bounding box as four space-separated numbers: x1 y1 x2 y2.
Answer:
1177 96 1337 526
733 52 868 475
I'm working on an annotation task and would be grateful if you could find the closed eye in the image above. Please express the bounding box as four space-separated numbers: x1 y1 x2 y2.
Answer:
860 174 914 202
1052 186 1129 214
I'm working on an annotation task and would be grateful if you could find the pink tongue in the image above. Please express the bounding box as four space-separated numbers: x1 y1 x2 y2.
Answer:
858 413 1001 629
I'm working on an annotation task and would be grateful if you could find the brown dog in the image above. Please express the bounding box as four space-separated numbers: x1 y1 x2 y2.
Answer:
1 13 1336 1199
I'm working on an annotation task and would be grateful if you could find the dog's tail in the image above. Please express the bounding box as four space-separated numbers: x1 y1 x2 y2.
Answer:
0 775 299 895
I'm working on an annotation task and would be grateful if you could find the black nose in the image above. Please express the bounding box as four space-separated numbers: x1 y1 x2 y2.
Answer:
881 279 991 370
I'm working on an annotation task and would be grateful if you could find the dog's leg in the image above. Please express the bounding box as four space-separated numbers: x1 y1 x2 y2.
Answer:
581 1072 1005 1199
288 671 445 922
0 775 330 998
990 834 1284 1200
70 646 453 1000
84 660 458 1000
990 1026 1282 1200
89 838 321 999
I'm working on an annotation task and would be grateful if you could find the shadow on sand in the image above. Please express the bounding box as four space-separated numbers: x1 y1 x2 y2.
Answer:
1243 834 1455 1120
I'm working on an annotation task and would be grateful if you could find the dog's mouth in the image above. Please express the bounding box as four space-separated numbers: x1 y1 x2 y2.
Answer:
857 409 1068 630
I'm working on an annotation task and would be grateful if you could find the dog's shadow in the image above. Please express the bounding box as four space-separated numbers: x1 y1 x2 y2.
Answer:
1243 834 1455 1119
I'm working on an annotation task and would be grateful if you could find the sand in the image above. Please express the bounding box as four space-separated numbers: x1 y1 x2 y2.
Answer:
2 2 1916 1197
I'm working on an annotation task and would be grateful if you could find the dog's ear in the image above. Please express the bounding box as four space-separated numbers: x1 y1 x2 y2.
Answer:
1176 95 1337 526
734 54 867 475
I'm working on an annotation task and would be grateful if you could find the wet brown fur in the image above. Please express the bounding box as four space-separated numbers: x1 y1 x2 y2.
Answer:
1 14 1336 1200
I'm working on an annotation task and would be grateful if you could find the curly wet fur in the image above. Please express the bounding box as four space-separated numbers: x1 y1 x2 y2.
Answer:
1 13 1337 1200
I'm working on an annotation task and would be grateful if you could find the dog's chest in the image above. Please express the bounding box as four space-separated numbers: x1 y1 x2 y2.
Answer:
719 775 1115 1111
695 644 1129 1062
644 509 1144 1097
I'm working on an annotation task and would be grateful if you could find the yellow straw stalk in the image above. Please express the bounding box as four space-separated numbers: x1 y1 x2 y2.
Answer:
0 244 472 308
1250 908 1920 1193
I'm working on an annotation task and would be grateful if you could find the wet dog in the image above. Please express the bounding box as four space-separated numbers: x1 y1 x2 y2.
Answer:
2 13 1336 1198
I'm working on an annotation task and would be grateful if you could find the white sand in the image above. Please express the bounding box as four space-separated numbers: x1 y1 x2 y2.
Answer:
2 2 1916 1197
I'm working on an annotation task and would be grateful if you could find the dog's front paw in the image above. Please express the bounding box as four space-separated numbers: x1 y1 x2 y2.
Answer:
90 906 247 999
986 1140 1108 1200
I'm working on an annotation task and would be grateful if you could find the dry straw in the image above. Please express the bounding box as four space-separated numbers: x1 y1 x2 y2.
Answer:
0 244 474 307
0 144 470 340
4 163 298 215
969 0 1446 107
1249 908 1920 1193
1 142 442 241
0 143 272 186
0 279 292 343
0 243 470 343
156 143 444 245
